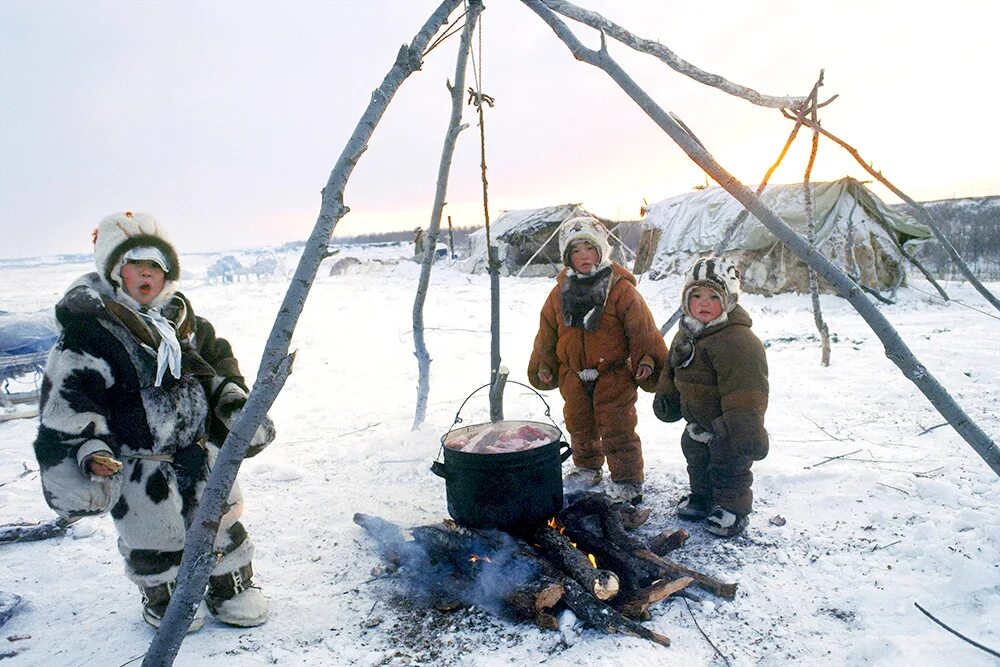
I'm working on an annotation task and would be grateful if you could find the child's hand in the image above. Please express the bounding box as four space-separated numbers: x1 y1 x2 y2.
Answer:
538 366 553 385
86 452 122 477
634 363 653 381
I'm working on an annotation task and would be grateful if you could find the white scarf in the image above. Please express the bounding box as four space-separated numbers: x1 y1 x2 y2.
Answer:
136 308 182 387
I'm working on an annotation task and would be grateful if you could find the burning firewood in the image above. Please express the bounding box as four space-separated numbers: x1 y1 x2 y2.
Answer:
558 576 670 647
614 577 694 620
353 492 738 649
353 515 565 630
647 528 690 556
504 576 564 630
530 523 620 601
558 493 737 600
634 551 738 600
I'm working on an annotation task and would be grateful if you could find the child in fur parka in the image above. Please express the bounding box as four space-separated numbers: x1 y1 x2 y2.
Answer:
653 257 769 537
33 211 276 631
528 217 667 504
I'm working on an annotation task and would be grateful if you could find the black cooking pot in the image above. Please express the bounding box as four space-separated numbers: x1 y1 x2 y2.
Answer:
431 383 571 532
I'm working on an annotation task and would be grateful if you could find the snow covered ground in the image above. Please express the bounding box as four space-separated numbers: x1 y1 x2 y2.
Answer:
1 247 998 666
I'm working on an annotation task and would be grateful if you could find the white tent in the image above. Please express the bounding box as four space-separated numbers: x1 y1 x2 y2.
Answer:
638 177 933 294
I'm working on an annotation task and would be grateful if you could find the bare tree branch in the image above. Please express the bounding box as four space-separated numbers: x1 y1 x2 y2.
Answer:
914 602 1000 659
142 2 465 664
413 3 481 429
802 73 832 366
658 94 811 336
541 0 810 110
780 111 1000 314
522 0 1000 478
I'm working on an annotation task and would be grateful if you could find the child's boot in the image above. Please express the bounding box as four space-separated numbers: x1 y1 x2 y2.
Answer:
704 505 749 537
140 581 207 632
607 480 643 505
207 564 269 627
676 494 713 520
563 465 602 492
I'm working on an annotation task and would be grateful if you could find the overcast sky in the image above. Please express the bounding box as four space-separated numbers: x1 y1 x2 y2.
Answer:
3 1 999 259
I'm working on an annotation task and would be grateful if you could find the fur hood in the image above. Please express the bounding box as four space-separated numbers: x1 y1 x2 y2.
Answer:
92 211 181 310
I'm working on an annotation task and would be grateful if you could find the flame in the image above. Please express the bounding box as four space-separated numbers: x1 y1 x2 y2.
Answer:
549 516 598 568
468 554 492 564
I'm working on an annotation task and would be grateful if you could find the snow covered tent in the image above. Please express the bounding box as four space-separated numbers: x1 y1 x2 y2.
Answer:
637 177 933 295
461 203 629 277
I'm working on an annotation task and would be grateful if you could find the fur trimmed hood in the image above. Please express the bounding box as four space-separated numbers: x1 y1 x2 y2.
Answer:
93 211 181 310
558 216 613 275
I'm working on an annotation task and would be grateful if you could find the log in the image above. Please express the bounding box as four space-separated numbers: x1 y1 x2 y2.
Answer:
559 576 670 647
647 528 689 556
560 492 646 552
634 550 738 600
620 506 651 530
504 576 564 630
0 517 74 545
0 592 23 630
530 524 620 601
614 577 693 620
559 513 661 592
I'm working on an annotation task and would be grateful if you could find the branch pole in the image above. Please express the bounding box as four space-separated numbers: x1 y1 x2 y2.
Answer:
658 93 811 336
412 1 481 429
540 0 809 110
781 111 1000 314
469 32 504 419
802 74 831 366
142 2 464 664
523 0 1000 478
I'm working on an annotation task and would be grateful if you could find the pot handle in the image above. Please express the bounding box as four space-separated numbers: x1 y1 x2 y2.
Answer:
559 441 572 463
431 460 448 479
440 379 563 445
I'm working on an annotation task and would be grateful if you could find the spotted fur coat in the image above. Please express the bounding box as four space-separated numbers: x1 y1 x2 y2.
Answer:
34 273 254 520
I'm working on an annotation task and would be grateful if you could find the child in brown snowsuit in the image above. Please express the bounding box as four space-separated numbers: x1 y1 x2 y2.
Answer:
528 217 667 504
653 257 769 537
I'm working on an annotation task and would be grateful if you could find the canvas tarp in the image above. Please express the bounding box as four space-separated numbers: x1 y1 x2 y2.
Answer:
640 177 933 294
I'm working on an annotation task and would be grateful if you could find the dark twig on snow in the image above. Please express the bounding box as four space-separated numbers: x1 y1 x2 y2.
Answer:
0 463 35 489
683 597 732 667
918 422 948 436
872 539 902 551
802 414 847 442
914 602 1000 659
875 483 910 496
805 449 862 469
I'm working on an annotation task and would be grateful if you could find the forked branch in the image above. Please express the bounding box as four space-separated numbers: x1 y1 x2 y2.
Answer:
522 0 1000 478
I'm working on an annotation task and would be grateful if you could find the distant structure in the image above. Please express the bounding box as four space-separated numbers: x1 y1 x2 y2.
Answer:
637 177 932 295
461 203 628 277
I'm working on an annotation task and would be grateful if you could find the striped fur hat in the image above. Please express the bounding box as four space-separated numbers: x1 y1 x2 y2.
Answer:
681 256 741 316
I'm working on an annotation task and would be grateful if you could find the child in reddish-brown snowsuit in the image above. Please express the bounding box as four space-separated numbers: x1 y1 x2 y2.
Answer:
528 217 667 504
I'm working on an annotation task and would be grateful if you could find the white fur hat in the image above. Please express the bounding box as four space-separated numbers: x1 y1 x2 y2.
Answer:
682 256 742 315
558 216 613 272
92 211 181 307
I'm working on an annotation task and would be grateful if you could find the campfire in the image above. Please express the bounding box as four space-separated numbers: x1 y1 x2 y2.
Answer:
354 491 737 647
